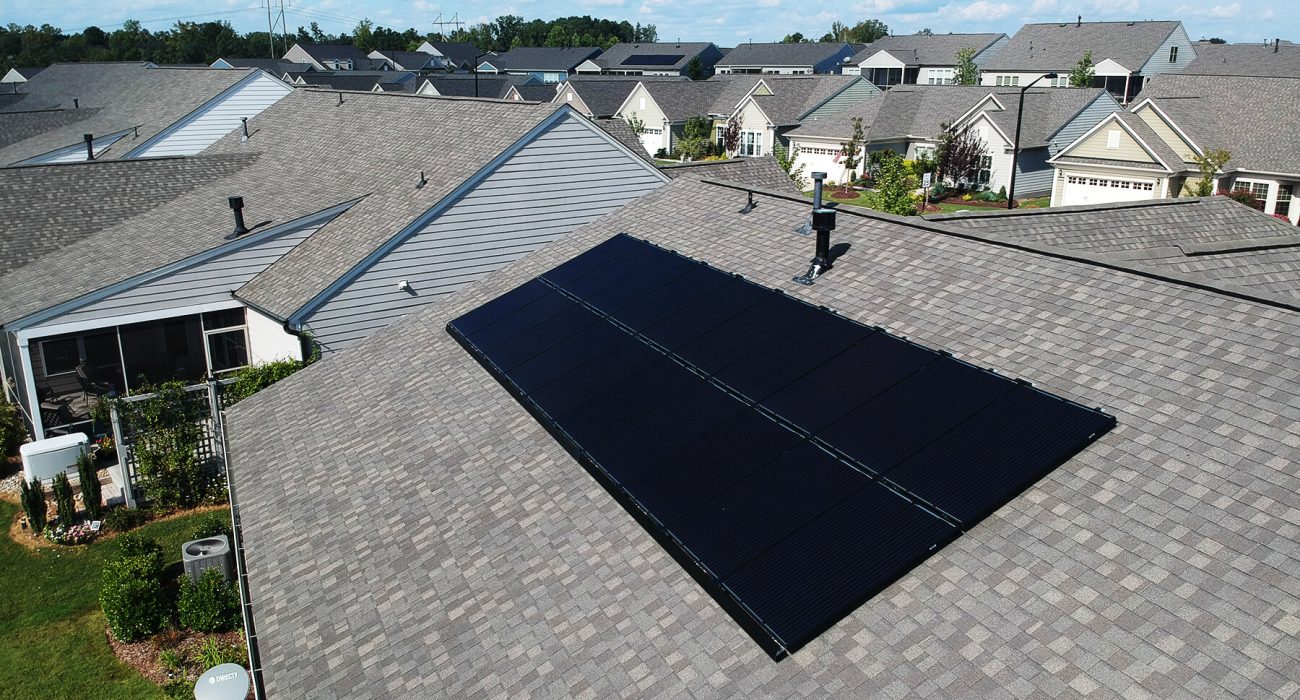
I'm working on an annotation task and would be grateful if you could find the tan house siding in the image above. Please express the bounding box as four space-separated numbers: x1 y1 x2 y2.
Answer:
618 84 674 154
1134 107 1198 164
1069 126 1156 163
555 85 594 117
735 99 774 154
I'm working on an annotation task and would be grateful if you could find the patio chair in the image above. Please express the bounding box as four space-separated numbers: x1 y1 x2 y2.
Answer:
75 362 114 402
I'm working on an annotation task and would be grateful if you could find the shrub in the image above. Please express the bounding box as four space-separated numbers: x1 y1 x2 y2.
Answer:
195 636 245 669
0 396 26 457
20 478 48 533
115 532 165 572
222 359 305 406
52 472 77 524
118 381 208 508
103 505 153 532
77 451 103 521
996 185 1008 202
162 679 192 700
179 569 241 633
190 513 232 541
100 554 167 642
158 648 185 676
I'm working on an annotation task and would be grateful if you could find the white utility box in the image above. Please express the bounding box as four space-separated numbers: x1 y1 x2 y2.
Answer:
19 433 89 483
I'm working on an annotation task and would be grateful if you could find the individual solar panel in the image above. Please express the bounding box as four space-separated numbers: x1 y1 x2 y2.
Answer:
622 54 683 66
447 234 1116 660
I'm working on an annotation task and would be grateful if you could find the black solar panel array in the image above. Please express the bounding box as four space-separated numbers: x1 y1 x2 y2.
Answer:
448 234 1116 659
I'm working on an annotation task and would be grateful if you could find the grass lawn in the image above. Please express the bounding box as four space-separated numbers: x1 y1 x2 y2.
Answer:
807 190 1052 215
0 501 226 699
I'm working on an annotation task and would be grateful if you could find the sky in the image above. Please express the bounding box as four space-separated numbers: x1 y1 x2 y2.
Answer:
8 0 1296 46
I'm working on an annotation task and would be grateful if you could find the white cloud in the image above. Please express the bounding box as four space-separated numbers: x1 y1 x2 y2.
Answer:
1031 0 1057 13
1204 3 1240 18
941 1 1015 21
862 0 898 11
1091 0 1141 14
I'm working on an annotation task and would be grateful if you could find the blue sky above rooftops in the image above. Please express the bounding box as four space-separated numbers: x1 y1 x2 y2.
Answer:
11 1 1294 48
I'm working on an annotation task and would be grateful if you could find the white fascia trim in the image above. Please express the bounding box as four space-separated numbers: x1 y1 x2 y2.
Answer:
13 126 138 165
287 107 610 328
18 299 244 342
968 112 1012 147
8 199 359 332
951 94 1007 128
124 70 283 159
1053 162 1171 175
1134 100 1204 157
1225 168 1300 179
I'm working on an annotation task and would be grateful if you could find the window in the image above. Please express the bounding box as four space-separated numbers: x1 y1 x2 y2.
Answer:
566 91 573 102
715 125 725 146
995 75 1020 87
1106 130 1121 149
1276 185 1292 217
978 155 992 185
914 145 936 160
740 131 763 157
1169 46 1178 63
40 337 81 376
639 97 646 110
202 309 249 376
926 68 954 85
1050 76 1070 87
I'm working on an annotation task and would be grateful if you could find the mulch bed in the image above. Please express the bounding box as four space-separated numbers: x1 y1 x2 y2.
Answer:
107 626 246 687
829 189 864 200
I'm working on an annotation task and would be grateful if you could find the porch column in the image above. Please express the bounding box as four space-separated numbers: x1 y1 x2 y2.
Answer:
17 338 44 440
1123 74 1131 105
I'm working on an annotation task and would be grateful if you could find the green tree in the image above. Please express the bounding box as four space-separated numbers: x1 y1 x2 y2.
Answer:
1188 148 1231 196
838 116 866 184
874 151 919 216
781 33 810 43
1069 50 1095 87
954 47 978 85
685 56 704 79
678 116 713 160
775 144 808 190
821 19 889 44
936 121 986 188
352 19 374 52
916 28 934 36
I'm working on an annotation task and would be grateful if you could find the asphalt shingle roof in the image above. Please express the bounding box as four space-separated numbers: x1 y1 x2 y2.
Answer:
0 90 568 326
563 77 676 117
591 42 718 71
292 43 371 65
849 33 1006 67
419 75 535 99
750 75 862 125
421 41 483 67
716 42 852 68
0 153 257 276
659 156 802 194
1138 74 1300 175
983 21 1184 73
295 72 414 92
982 88 1112 148
487 47 603 72
1181 41 1300 77
373 50 435 70
216 58 311 75
929 195 1300 301
225 176 1300 699
0 62 259 165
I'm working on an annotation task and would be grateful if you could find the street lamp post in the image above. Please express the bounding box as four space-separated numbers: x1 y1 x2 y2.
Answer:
1006 72 1057 210
473 51 492 98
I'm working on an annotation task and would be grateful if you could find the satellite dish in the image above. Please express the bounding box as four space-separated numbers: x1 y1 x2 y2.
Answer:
194 663 250 700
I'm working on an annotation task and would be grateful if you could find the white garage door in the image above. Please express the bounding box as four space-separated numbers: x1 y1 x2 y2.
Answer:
639 127 664 156
1060 174 1158 206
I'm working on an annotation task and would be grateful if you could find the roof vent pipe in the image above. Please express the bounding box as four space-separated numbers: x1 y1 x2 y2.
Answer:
1077 15 1082 26
1275 38 1280 53
227 196 249 239
83 133 94 161
73 98 79 109
240 116 249 140
793 172 836 286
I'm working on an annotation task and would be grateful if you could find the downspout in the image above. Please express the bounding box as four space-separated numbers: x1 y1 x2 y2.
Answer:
229 292 316 363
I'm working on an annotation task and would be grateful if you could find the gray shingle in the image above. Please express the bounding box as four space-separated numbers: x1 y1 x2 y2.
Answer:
1180 41 1300 77
0 90 568 326
849 33 1006 67
0 153 256 276
226 176 1300 699
660 156 801 194
591 42 719 72
487 47 603 72
0 62 260 165
717 42 852 68
983 21 1183 72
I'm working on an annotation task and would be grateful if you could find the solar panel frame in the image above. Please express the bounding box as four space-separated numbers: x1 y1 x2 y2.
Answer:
447 233 1117 660
621 53 684 66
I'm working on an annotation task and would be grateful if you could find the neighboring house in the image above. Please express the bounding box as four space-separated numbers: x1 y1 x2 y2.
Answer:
930 195 1300 301
980 20 1195 103
843 33 1007 87
1179 40 1300 77
616 75 878 157
788 84 1119 194
554 77 686 118
0 62 292 165
416 74 542 99
225 173 1300 700
0 90 668 440
210 57 312 80
478 47 603 83
294 71 418 92
658 155 803 194
1 66 45 85
415 41 484 72
367 50 438 72
282 43 372 71
715 42 857 75
575 42 724 77
1047 74 1300 222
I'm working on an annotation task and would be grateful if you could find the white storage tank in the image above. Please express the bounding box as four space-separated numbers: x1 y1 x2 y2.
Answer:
19 433 88 483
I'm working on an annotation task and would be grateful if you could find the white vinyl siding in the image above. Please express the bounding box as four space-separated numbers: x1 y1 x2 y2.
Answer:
16 128 135 165
301 113 667 351
30 215 330 331
803 79 880 120
129 73 292 158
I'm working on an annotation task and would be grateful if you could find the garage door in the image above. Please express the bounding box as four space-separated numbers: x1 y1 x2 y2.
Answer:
639 127 664 155
1060 174 1158 206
